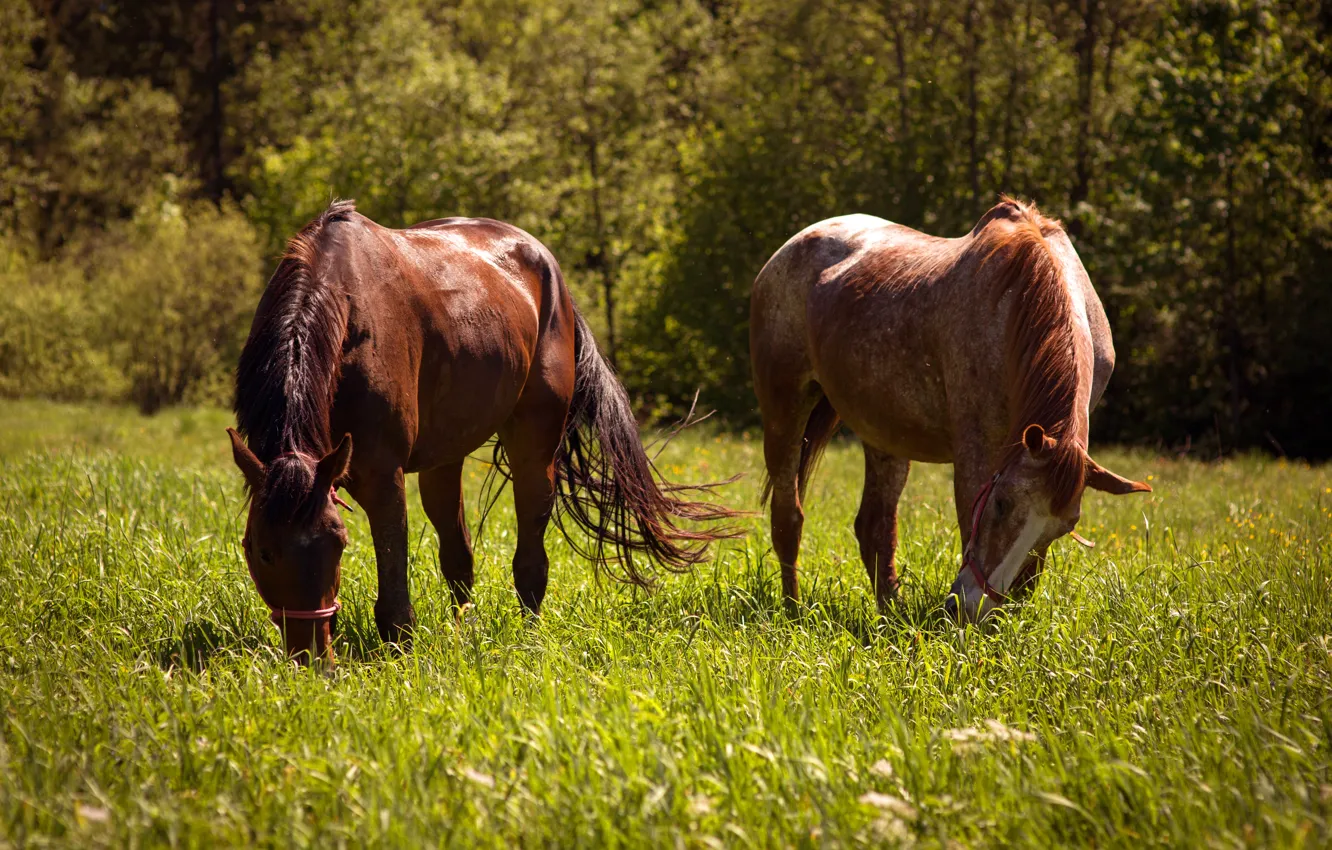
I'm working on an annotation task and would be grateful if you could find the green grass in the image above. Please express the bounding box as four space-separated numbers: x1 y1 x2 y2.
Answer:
0 398 1329 847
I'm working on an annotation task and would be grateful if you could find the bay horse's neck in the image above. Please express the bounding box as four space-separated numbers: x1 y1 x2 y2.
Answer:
234 202 355 461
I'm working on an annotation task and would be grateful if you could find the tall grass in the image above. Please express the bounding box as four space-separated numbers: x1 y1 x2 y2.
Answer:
0 399 1328 846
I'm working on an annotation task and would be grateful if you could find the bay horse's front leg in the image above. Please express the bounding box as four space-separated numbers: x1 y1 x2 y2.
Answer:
854 445 910 613
356 466 416 644
420 463 474 609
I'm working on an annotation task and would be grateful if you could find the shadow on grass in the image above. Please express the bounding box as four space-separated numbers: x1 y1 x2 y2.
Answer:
609 547 973 648
157 609 409 671
157 617 272 672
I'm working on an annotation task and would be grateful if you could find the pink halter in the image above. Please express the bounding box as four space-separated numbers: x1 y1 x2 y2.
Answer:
961 468 1009 605
248 450 353 626
248 556 342 626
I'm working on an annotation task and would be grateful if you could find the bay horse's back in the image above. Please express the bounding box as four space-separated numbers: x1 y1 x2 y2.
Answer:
230 200 741 659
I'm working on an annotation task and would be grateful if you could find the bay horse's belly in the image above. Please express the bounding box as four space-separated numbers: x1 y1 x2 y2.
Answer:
807 286 954 463
409 294 541 470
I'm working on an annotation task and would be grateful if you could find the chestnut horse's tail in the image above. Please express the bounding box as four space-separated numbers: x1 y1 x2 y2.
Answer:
551 311 741 588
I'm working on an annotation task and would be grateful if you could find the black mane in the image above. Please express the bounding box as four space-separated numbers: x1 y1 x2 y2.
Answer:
233 200 355 513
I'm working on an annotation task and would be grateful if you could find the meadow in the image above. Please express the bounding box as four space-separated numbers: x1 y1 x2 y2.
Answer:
0 398 1328 847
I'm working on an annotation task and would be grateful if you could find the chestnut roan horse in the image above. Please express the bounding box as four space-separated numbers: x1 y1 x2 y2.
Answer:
751 197 1150 620
229 200 736 661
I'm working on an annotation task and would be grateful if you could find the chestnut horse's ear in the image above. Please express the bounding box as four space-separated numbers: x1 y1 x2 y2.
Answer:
1022 424 1057 460
1084 455 1152 495
313 433 353 494
227 428 265 491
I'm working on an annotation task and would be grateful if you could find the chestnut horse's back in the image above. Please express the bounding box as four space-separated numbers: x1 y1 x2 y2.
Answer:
748 198 1148 616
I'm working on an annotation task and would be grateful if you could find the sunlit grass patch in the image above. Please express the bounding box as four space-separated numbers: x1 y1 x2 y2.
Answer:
0 399 1328 846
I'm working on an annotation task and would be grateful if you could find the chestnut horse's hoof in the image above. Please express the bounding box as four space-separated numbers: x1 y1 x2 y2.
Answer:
374 603 417 646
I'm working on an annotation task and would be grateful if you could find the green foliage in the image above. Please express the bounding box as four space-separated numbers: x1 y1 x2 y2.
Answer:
0 400 1330 844
0 203 264 413
1092 0 1332 456
0 241 125 401
100 201 266 413
1 0 1330 453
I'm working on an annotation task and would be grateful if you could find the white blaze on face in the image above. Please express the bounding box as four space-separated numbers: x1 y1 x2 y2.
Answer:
986 511 1048 595
951 508 1058 620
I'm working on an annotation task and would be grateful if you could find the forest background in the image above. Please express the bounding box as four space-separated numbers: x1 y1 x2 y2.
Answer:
2 0 1330 457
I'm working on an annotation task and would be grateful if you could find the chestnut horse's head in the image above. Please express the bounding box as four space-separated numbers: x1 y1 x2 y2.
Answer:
947 424 1150 621
227 428 353 663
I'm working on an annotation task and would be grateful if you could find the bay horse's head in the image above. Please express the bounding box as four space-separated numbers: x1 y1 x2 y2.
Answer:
227 428 353 663
947 424 1150 621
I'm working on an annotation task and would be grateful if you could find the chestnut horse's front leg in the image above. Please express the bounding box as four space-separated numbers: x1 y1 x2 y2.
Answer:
356 466 416 644
854 445 910 613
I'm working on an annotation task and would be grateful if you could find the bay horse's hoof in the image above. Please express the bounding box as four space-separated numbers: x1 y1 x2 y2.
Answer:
455 602 480 627
374 603 417 646
781 594 803 617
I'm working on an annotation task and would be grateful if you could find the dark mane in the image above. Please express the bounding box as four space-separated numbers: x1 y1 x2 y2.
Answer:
980 197 1086 511
234 200 355 516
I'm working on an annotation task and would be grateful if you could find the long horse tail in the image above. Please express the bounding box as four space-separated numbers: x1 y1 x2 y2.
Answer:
759 393 841 507
552 310 742 588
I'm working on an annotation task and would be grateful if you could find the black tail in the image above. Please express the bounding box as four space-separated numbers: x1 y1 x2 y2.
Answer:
551 311 742 587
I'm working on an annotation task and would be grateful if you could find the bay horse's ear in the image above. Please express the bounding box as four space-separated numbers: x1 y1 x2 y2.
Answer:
314 433 353 494
1084 455 1152 495
227 428 265 492
1022 424 1057 460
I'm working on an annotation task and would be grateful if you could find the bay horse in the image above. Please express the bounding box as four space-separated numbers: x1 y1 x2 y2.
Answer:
750 197 1150 621
228 200 737 662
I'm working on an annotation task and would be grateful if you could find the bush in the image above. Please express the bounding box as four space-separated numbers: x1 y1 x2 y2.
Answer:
0 239 124 401
0 202 265 413
99 202 265 413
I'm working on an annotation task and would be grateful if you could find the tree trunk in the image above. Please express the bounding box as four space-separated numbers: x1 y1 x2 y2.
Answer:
586 136 617 367
965 0 981 207
1224 155 1242 443
890 9 917 223
1068 0 1098 239
207 0 225 204
999 0 1035 188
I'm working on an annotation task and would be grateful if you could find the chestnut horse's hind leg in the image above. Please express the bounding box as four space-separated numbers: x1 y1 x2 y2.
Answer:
355 466 416 644
854 445 910 613
762 393 823 606
420 462 474 609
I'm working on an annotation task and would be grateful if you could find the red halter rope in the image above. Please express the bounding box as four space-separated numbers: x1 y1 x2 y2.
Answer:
248 451 353 626
961 468 1009 605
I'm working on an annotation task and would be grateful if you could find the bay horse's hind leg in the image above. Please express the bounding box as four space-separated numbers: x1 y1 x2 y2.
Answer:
498 409 564 615
507 458 556 614
420 462 474 609
855 445 910 613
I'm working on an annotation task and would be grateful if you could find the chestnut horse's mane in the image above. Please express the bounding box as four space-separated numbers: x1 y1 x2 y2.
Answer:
234 200 354 515
768 198 1090 512
981 197 1086 511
